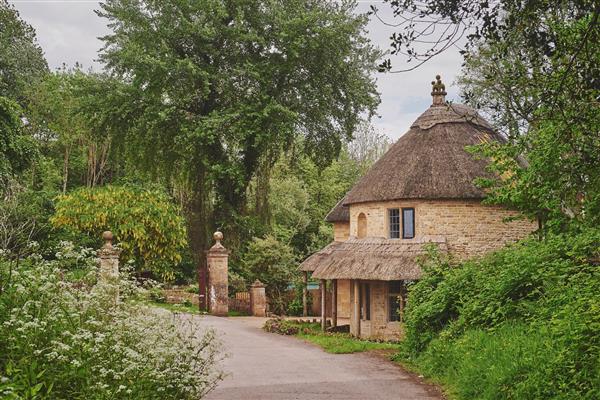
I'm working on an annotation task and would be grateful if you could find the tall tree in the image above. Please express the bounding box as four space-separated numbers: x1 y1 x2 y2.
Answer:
0 97 37 187
0 0 47 105
27 67 116 192
95 0 381 260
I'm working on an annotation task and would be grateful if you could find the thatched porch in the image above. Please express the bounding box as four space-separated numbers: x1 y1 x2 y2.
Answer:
299 236 447 339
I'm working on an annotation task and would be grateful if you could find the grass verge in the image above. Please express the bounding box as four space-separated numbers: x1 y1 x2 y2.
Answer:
264 318 400 354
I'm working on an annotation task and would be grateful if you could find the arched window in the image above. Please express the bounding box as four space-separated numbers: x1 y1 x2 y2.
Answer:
357 212 367 238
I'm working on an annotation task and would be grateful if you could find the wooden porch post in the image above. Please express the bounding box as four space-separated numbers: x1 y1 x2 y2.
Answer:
332 279 338 328
302 271 308 317
353 280 361 337
320 279 326 331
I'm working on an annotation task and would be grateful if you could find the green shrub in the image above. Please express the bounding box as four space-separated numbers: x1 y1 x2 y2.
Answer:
400 229 600 399
186 284 199 294
263 318 300 335
242 235 297 314
51 185 188 280
0 245 223 399
148 287 166 303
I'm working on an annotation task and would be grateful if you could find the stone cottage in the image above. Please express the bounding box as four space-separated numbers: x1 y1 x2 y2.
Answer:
299 76 536 340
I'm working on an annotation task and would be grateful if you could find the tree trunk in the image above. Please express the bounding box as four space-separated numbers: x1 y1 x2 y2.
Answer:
187 166 213 264
255 158 272 226
62 144 71 193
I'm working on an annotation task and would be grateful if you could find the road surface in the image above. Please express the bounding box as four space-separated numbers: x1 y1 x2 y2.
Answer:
185 315 443 400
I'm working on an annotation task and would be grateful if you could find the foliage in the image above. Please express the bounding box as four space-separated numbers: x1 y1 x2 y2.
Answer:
93 0 381 259
228 271 247 295
264 319 400 353
25 68 115 191
376 1 600 233
0 0 47 104
0 181 56 259
0 97 37 184
459 10 600 231
263 318 301 335
298 331 400 354
51 185 188 279
0 243 223 399
286 291 305 317
241 235 296 314
374 1 598 72
269 173 311 244
400 229 600 399
148 287 167 303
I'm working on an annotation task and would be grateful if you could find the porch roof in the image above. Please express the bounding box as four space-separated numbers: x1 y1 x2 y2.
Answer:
299 236 447 281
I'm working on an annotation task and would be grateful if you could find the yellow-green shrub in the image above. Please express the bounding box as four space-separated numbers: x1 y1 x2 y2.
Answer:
51 185 187 280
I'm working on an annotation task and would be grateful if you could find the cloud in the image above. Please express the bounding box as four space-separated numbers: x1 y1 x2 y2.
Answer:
12 0 107 70
11 0 465 140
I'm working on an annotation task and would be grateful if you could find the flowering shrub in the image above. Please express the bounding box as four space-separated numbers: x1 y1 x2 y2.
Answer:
0 243 223 399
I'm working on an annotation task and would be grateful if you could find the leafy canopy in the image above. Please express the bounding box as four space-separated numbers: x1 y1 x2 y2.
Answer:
94 0 381 255
0 97 37 185
51 185 188 279
0 0 47 104
377 1 600 232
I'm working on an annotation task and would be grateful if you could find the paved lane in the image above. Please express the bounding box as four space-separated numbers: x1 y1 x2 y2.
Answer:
187 315 442 400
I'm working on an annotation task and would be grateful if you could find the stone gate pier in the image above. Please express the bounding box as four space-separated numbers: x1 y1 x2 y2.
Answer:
206 231 229 316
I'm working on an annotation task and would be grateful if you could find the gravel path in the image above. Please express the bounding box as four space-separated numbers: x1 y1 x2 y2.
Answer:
186 315 443 400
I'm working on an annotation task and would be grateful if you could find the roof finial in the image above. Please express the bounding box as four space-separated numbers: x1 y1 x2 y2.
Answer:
431 74 447 106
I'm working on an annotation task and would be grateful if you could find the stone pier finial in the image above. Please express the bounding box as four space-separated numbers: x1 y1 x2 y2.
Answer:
209 231 227 252
102 231 114 249
431 74 447 106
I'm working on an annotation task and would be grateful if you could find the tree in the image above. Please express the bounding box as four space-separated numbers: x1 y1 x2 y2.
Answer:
347 121 390 173
51 185 188 279
26 67 115 192
0 0 47 104
95 0 381 260
374 1 600 231
0 97 37 186
241 235 297 314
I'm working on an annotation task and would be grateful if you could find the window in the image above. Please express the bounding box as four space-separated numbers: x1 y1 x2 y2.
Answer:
402 208 415 239
360 283 371 320
388 281 405 322
389 209 400 239
357 213 367 238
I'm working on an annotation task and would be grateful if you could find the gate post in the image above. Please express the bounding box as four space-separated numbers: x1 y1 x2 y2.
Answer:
250 280 267 317
206 231 229 316
97 231 121 302
98 231 120 281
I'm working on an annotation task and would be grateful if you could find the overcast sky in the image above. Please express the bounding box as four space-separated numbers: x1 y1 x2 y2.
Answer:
10 0 464 140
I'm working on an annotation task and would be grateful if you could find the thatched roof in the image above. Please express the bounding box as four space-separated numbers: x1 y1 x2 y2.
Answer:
300 236 447 281
343 80 502 206
325 194 350 222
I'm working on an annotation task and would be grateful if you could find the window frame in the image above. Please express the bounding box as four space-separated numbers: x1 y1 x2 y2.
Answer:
388 208 400 239
388 280 406 322
401 207 415 239
359 282 371 321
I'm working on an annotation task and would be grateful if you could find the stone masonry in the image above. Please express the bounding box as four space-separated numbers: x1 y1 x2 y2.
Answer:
207 231 229 316
250 280 267 317
348 199 536 259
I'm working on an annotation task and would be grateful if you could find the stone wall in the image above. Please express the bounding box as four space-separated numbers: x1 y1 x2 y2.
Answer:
348 199 536 259
336 279 351 319
357 281 403 341
333 222 350 241
164 288 200 305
